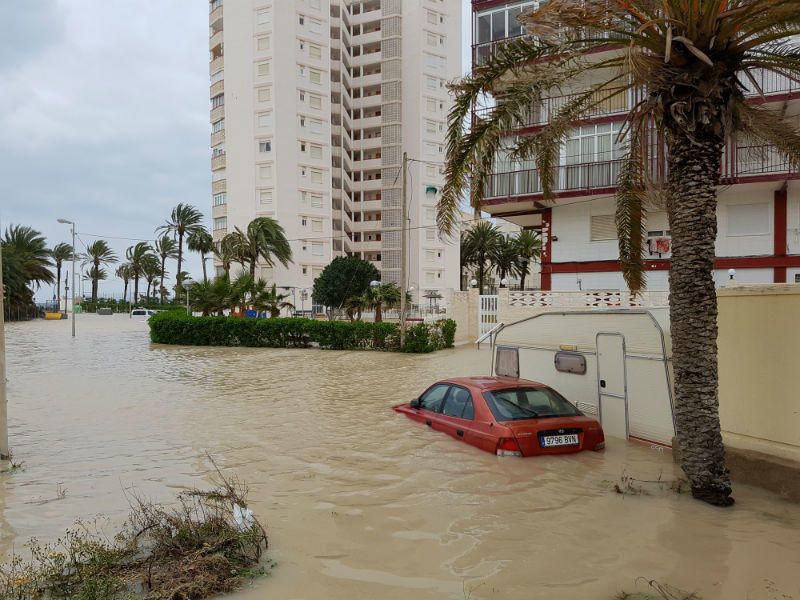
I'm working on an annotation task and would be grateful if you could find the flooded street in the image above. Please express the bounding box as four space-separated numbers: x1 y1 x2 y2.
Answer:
2 315 799 599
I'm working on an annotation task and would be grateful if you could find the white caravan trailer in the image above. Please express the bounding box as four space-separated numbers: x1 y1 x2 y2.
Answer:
489 309 675 446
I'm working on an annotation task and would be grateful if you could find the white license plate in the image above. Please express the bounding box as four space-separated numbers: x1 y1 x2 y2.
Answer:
541 434 579 447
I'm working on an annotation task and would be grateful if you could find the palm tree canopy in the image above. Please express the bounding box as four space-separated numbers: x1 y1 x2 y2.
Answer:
115 263 132 283
253 282 294 314
2 225 54 286
229 217 293 270
186 227 215 255
362 282 402 309
490 235 521 280
515 230 541 264
83 240 118 268
462 221 502 263
141 254 162 281
156 203 204 238
126 242 153 277
438 0 800 291
154 235 179 261
50 242 74 268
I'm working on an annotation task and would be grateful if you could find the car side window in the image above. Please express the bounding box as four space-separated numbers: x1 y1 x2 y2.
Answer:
442 386 474 420
419 384 450 413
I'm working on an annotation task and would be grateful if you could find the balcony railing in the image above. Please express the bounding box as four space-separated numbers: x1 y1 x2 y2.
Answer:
484 143 796 200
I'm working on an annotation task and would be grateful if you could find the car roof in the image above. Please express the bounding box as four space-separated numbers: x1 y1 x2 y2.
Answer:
439 376 547 391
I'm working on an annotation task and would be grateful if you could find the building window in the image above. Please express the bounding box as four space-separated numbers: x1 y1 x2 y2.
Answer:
257 112 273 128
259 165 273 180
259 140 272 153
310 169 323 183
299 15 305 26
257 62 271 76
727 202 770 237
310 193 323 208
256 8 271 25
300 142 307 152
425 229 436 241
259 190 273 205
309 94 322 109
311 218 323 232
257 87 271 102
212 119 225 133
211 94 224 109
301 216 308 226
590 214 617 241
309 120 322 135
311 242 323 256
310 144 323 159
309 44 322 59
213 192 226 206
213 217 227 231
309 69 322 84
257 36 271 51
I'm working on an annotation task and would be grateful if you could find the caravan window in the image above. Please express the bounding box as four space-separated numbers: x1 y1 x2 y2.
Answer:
495 346 519 378
554 351 586 375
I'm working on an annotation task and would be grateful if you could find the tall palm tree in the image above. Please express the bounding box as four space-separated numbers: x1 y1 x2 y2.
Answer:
82 240 118 303
153 235 178 304
461 221 501 293
186 227 215 283
2 225 54 318
155 203 204 293
227 217 292 279
490 235 520 287
514 230 541 291
253 281 295 318
116 263 132 308
141 254 162 302
214 234 237 280
436 1 800 506
362 283 401 322
126 242 152 305
49 242 73 311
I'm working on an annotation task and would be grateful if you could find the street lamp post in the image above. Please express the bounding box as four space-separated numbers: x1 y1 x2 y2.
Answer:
300 288 308 315
57 219 76 338
184 279 194 316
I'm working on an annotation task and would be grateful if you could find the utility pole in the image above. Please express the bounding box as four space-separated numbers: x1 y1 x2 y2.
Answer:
0 244 9 459
57 219 76 337
399 152 408 348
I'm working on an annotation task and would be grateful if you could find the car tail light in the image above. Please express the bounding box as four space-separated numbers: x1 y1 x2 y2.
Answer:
496 438 522 457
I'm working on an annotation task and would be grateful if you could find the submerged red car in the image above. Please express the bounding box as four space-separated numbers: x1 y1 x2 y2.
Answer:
394 377 605 456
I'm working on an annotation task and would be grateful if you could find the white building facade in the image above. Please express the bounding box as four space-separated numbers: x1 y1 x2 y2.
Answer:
472 0 800 291
209 0 462 302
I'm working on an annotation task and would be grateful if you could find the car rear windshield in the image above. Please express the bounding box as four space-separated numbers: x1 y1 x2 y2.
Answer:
482 387 582 421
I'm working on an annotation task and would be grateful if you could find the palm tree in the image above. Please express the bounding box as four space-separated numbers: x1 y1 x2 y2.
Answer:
436 1 800 506
214 234 237 280
126 242 152 305
116 263 132 308
461 221 501 293
362 283 401 322
515 231 541 291
228 272 255 313
153 235 178 304
141 254 162 302
227 217 292 279
490 235 520 287
189 277 231 316
186 227 215 283
155 203 204 293
253 281 294 317
2 225 54 318
49 242 73 311
82 240 118 303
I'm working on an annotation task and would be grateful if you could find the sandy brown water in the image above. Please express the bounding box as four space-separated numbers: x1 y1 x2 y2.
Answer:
1 315 799 599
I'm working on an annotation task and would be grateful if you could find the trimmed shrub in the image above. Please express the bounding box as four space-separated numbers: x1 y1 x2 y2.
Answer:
148 313 455 353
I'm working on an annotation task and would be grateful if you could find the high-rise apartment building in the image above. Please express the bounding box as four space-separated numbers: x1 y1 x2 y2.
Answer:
208 0 462 302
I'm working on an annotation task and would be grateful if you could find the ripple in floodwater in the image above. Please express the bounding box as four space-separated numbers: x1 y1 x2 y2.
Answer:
2 315 800 600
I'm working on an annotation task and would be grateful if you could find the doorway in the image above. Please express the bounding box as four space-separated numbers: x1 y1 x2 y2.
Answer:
596 333 628 439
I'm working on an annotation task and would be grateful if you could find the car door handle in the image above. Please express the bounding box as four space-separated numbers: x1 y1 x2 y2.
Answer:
425 420 432 427
456 430 464 437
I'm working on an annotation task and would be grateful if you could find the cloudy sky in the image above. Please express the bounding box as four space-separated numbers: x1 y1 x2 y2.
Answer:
2 1 470 299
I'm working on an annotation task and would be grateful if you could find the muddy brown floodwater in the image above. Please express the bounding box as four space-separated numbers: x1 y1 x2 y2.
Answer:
2 315 799 599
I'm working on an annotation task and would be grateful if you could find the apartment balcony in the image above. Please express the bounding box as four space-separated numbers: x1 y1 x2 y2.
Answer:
212 203 227 218
353 178 382 192
209 2 223 27
210 106 224 123
212 179 226 194
350 219 382 233
482 143 798 204
352 115 381 129
352 199 382 213
355 135 381 151
353 157 382 171
352 72 382 88
351 240 382 252
209 30 223 53
210 79 224 97
209 56 223 76
351 50 382 69
353 29 382 46
211 153 226 171
211 129 225 147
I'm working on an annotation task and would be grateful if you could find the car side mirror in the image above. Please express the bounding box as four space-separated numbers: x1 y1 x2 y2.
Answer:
410 399 421 409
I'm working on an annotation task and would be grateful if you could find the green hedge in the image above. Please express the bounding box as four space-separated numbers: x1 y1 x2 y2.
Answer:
148 312 457 353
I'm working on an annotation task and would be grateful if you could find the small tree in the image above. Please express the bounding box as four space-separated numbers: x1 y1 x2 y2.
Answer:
253 282 294 317
312 256 379 319
362 283 401 322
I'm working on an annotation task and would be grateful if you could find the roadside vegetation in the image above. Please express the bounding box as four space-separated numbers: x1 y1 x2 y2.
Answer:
0 467 268 600
148 311 456 353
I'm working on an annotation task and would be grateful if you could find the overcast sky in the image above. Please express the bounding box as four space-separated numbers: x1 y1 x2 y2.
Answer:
2 1 471 299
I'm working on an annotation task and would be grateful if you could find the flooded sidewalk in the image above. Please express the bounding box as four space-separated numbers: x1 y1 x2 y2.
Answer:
2 315 799 599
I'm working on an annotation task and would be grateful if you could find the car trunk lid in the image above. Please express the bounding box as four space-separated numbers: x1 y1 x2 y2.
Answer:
506 417 593 456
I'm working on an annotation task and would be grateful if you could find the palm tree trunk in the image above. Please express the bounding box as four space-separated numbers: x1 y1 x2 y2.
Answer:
56 264 62 311
375 303 382 323
133 277 140 305
520 267 527 291
201 252 208 283
667 132 733 507
123 281 129 309
250 259 257 279
478 256 485 294
160 257 167 304
176 233 184 292
92 278 98 304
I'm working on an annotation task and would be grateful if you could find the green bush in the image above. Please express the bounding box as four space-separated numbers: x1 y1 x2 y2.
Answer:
149 313 455 353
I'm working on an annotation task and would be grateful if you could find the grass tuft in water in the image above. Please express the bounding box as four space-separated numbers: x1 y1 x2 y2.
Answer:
0 461 269 600
611 471 690 496
617 578 701 599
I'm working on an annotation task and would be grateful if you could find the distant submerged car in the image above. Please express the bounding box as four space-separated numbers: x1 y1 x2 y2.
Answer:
393 377 605 456
130 308 159 317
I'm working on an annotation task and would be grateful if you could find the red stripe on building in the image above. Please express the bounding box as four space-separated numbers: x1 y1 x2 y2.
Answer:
774 188 788 283
549 255 800 274
541 208 553 291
